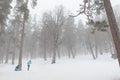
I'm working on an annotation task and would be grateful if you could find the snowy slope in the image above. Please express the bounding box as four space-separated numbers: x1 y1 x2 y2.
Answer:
0 54 120 80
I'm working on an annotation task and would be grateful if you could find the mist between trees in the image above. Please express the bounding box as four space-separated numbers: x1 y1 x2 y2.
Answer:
0 0 119 66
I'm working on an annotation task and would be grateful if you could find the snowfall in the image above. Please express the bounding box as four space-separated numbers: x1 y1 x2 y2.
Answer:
0 54 120 80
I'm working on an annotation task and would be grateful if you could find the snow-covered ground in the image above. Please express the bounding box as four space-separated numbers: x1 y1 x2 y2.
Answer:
0 54 120 80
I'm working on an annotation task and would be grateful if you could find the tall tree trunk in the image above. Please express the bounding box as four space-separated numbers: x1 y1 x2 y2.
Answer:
103 0 120 66
12 43 16 65
18 19 25 68
57 48 61 59
0 48 4 64
89 43 96 59
94 34 98 58
0 53 2 64
87 34 96 59
30 47 33 59
5 38 11 64
1 52 4 63
68 48 71 58
12 53 15 65
51 44 57 64
5 53 9 64
71 47 75 59
99 45 103 55
83 40 88 55
43 44 47 61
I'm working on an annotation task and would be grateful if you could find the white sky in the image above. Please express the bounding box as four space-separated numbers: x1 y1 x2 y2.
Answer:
30 0 120 24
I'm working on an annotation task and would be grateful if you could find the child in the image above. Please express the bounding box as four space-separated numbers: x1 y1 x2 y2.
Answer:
15 65 21 71
27 60 32 71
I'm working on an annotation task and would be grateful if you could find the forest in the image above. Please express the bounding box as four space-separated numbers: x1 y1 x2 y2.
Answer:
0 0 120 69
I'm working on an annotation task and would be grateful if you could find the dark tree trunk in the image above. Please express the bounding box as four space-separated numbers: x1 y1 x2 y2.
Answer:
12 53 15 65
12 43 16 65
43 45 47 61
51 44 57 64
68 48 71 58
95 34 98 58
18 19 25 68
5 39 11 64
57 48 61 59
5 53 9 64
103 0 120 66
87 34 96 59
71 47 75 59
89 43 96 60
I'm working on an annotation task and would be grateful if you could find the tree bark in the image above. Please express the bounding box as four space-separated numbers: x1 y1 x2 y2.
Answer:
71 47 75 59
18 18 25 68
57 48 61 59
94 33 98 58
103 0 120 66
51 45 56 64
12 43 16 65
87 34 96 59
5 38 11 64
68 48 71 58
43 44 47 61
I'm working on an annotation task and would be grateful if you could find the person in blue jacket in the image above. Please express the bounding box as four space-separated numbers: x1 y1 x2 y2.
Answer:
15 65 21 71
27 60 32 71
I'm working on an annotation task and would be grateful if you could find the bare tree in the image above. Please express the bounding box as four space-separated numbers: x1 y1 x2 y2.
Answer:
62 17 76 58
51 6 66 64
41 6 66 64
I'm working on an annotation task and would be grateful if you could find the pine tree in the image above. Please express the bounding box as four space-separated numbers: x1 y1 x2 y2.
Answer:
103 0 120 66
73 0 120 66
0 0 12 35
16 0 29 68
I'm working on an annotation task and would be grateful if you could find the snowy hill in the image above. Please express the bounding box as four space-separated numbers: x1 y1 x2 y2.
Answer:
0 54 120 80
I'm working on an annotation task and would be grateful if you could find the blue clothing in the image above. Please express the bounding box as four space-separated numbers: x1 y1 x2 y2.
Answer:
27 60 32 71
15 65 21 71
27 60 32 65
15 67 21 71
